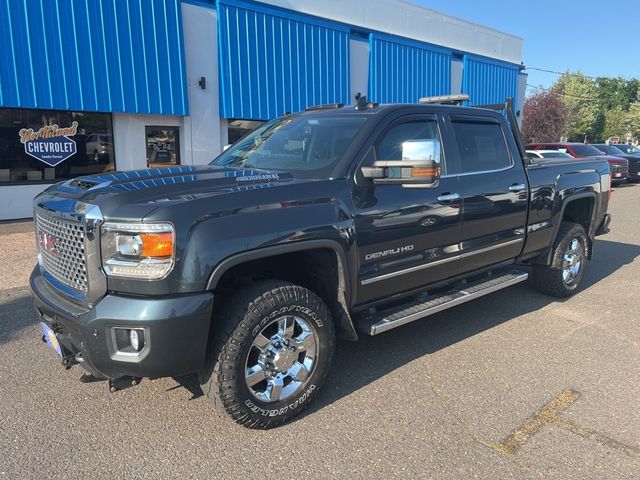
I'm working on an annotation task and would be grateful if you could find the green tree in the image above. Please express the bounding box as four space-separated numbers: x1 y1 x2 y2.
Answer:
596 77 639 111
603 107 628 140
553 72 602 142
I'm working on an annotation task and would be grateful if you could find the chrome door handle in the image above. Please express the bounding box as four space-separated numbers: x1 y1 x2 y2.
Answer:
508 183 527 192
437 193 461 203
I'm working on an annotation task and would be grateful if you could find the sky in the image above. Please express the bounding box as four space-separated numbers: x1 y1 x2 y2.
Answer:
413 0 639 94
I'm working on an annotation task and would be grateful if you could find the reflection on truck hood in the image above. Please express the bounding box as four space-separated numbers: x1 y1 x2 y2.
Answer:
40 165 298 219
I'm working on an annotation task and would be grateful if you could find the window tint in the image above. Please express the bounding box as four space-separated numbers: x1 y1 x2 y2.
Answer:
375 120 443 164
570 144 604 156
452 120 511 173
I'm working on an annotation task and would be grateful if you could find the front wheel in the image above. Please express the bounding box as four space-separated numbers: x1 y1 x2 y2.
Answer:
532 222 589 298
199 280 335 429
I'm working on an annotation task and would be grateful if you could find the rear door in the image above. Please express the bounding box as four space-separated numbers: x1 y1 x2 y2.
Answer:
446 114 529 273
353 113 465 304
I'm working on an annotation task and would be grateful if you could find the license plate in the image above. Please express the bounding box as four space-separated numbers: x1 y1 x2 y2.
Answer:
39 321 63 358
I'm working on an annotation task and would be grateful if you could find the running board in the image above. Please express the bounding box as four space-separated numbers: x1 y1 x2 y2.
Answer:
358 270 529 335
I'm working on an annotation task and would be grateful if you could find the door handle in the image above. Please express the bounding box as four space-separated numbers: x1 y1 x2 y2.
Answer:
508 183 527 192
437 193 461 203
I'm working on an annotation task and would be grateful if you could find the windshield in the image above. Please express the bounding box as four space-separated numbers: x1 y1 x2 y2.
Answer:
540 151 572 158
211 114 369 179
570 144 604 156
594 145 624 155
616 144 640 154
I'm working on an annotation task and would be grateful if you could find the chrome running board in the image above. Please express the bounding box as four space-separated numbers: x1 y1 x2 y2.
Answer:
359 270 529 335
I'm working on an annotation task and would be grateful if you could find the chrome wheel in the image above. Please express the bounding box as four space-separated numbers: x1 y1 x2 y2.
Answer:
245 315 317 403
562 237 584 285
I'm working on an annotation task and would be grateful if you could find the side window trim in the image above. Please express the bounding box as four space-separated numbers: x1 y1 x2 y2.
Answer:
443 114 514 177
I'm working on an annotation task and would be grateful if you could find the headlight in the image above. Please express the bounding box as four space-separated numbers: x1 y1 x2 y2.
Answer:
101 222 175 279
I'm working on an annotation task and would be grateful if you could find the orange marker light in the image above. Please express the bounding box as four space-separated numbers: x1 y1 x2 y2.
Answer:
140 232 174 257
411 167 438 178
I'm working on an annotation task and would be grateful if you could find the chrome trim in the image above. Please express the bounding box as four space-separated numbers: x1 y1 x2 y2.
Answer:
459 237 524 259
361 254 458 286
508 183 527 192
437 193 461 202
360 237 524 286
440 163 514 179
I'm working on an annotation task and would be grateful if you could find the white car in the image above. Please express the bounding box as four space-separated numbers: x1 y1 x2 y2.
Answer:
85 133 113 163
526 149 574 159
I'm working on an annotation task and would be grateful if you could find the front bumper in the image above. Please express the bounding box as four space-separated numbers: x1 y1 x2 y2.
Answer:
30 268 214 379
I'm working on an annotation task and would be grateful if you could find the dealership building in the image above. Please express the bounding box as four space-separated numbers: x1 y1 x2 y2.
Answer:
0 0 525 220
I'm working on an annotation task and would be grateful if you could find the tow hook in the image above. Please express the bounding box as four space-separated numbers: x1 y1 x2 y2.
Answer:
108 376 142 392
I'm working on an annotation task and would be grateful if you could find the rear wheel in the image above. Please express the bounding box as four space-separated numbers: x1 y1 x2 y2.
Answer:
532 222 588 298
199 280 335 429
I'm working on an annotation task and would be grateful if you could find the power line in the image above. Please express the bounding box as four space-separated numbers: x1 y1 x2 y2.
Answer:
526 83 601 102
525 66 599 80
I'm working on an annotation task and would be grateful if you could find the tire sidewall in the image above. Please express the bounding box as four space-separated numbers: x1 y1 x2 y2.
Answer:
224 286 334 425
553 224 588 292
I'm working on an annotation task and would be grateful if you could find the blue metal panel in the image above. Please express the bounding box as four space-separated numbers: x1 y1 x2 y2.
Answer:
217 0 350 120
368 33 452 104
0 0 188 115
461 55 520 107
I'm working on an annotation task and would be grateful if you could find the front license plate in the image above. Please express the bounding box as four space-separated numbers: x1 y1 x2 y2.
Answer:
39 322 63 358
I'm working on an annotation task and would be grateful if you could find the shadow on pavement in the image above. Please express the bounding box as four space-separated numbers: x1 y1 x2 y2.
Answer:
0 288 38 345
305 238 640 417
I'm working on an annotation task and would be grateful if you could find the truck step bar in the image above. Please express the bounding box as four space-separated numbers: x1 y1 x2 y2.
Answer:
358 270 529 335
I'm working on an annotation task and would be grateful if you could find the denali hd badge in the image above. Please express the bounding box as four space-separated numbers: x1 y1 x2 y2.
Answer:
365 244 414 261
19 121 78 167
237 173 280 182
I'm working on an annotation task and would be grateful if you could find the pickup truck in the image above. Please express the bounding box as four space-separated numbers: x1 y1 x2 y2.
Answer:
30 97 612 429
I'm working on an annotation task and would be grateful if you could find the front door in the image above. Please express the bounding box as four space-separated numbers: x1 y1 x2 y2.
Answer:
446 114 529 273
353 114 465 305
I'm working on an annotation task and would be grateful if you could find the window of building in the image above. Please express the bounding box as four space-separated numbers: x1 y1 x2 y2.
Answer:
451 120 511 173
146 126 180 167
227 119 265 146
0 108 115 184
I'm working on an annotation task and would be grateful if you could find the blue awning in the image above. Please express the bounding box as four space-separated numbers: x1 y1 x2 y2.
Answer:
462 55 520 106
368 32 452 104
216 0 350 120
0 0 189 115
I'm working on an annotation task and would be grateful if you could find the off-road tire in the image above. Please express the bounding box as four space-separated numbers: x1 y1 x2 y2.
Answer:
532 221 589 298
198 280 335 429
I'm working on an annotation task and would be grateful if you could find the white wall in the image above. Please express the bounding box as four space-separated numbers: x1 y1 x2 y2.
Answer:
349 39 370 103
0 183 49 220
112 113 188 170
182 3 224 163
263 0 523 64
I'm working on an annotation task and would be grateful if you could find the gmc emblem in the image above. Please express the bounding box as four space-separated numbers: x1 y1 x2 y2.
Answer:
38 231 61 257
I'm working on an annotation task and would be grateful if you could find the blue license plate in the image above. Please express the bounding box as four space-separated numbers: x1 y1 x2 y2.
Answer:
39 321 63 358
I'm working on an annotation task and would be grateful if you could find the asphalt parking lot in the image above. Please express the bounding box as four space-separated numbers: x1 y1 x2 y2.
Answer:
1 184 638 480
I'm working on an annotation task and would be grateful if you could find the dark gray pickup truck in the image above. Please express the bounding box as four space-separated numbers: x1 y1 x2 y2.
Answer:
30 97 612 429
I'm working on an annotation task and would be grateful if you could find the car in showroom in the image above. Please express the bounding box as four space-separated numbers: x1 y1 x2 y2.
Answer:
593 144 640 183
526 142 629 183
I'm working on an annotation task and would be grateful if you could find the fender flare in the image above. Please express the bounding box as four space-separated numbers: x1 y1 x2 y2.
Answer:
542 191 598 264
205 239 358 341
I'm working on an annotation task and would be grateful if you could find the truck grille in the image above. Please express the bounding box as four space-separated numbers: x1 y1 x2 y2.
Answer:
629 159 640 175
35 211 88 294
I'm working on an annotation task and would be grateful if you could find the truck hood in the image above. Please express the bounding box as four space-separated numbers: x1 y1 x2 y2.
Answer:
36 165 300 220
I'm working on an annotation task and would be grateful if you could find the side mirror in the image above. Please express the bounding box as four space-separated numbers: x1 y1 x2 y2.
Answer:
361 139 441 188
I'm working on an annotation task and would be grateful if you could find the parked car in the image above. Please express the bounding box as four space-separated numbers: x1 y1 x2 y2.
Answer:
85 133 113 163
526 142 629 182
31 99 612 429
611 143 640 155
526 149 574 159
593 144 640 183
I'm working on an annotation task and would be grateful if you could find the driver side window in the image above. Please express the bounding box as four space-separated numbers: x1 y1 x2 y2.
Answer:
375 119 444 168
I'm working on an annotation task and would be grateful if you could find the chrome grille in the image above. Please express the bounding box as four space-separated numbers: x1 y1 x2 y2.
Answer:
35 210 87 293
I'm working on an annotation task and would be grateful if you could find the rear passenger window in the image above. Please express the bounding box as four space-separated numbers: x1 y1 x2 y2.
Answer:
451 120 512 173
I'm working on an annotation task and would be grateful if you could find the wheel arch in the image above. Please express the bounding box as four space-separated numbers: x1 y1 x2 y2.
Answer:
206 240 358 341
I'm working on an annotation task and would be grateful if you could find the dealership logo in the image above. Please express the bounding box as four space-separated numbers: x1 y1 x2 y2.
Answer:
19 121 78 167
38 231 62 257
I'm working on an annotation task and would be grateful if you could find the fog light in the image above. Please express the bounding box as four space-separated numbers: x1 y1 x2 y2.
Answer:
130 329 141 351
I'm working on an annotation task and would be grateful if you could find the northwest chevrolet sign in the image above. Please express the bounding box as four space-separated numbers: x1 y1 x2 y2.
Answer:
19 121 78 167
